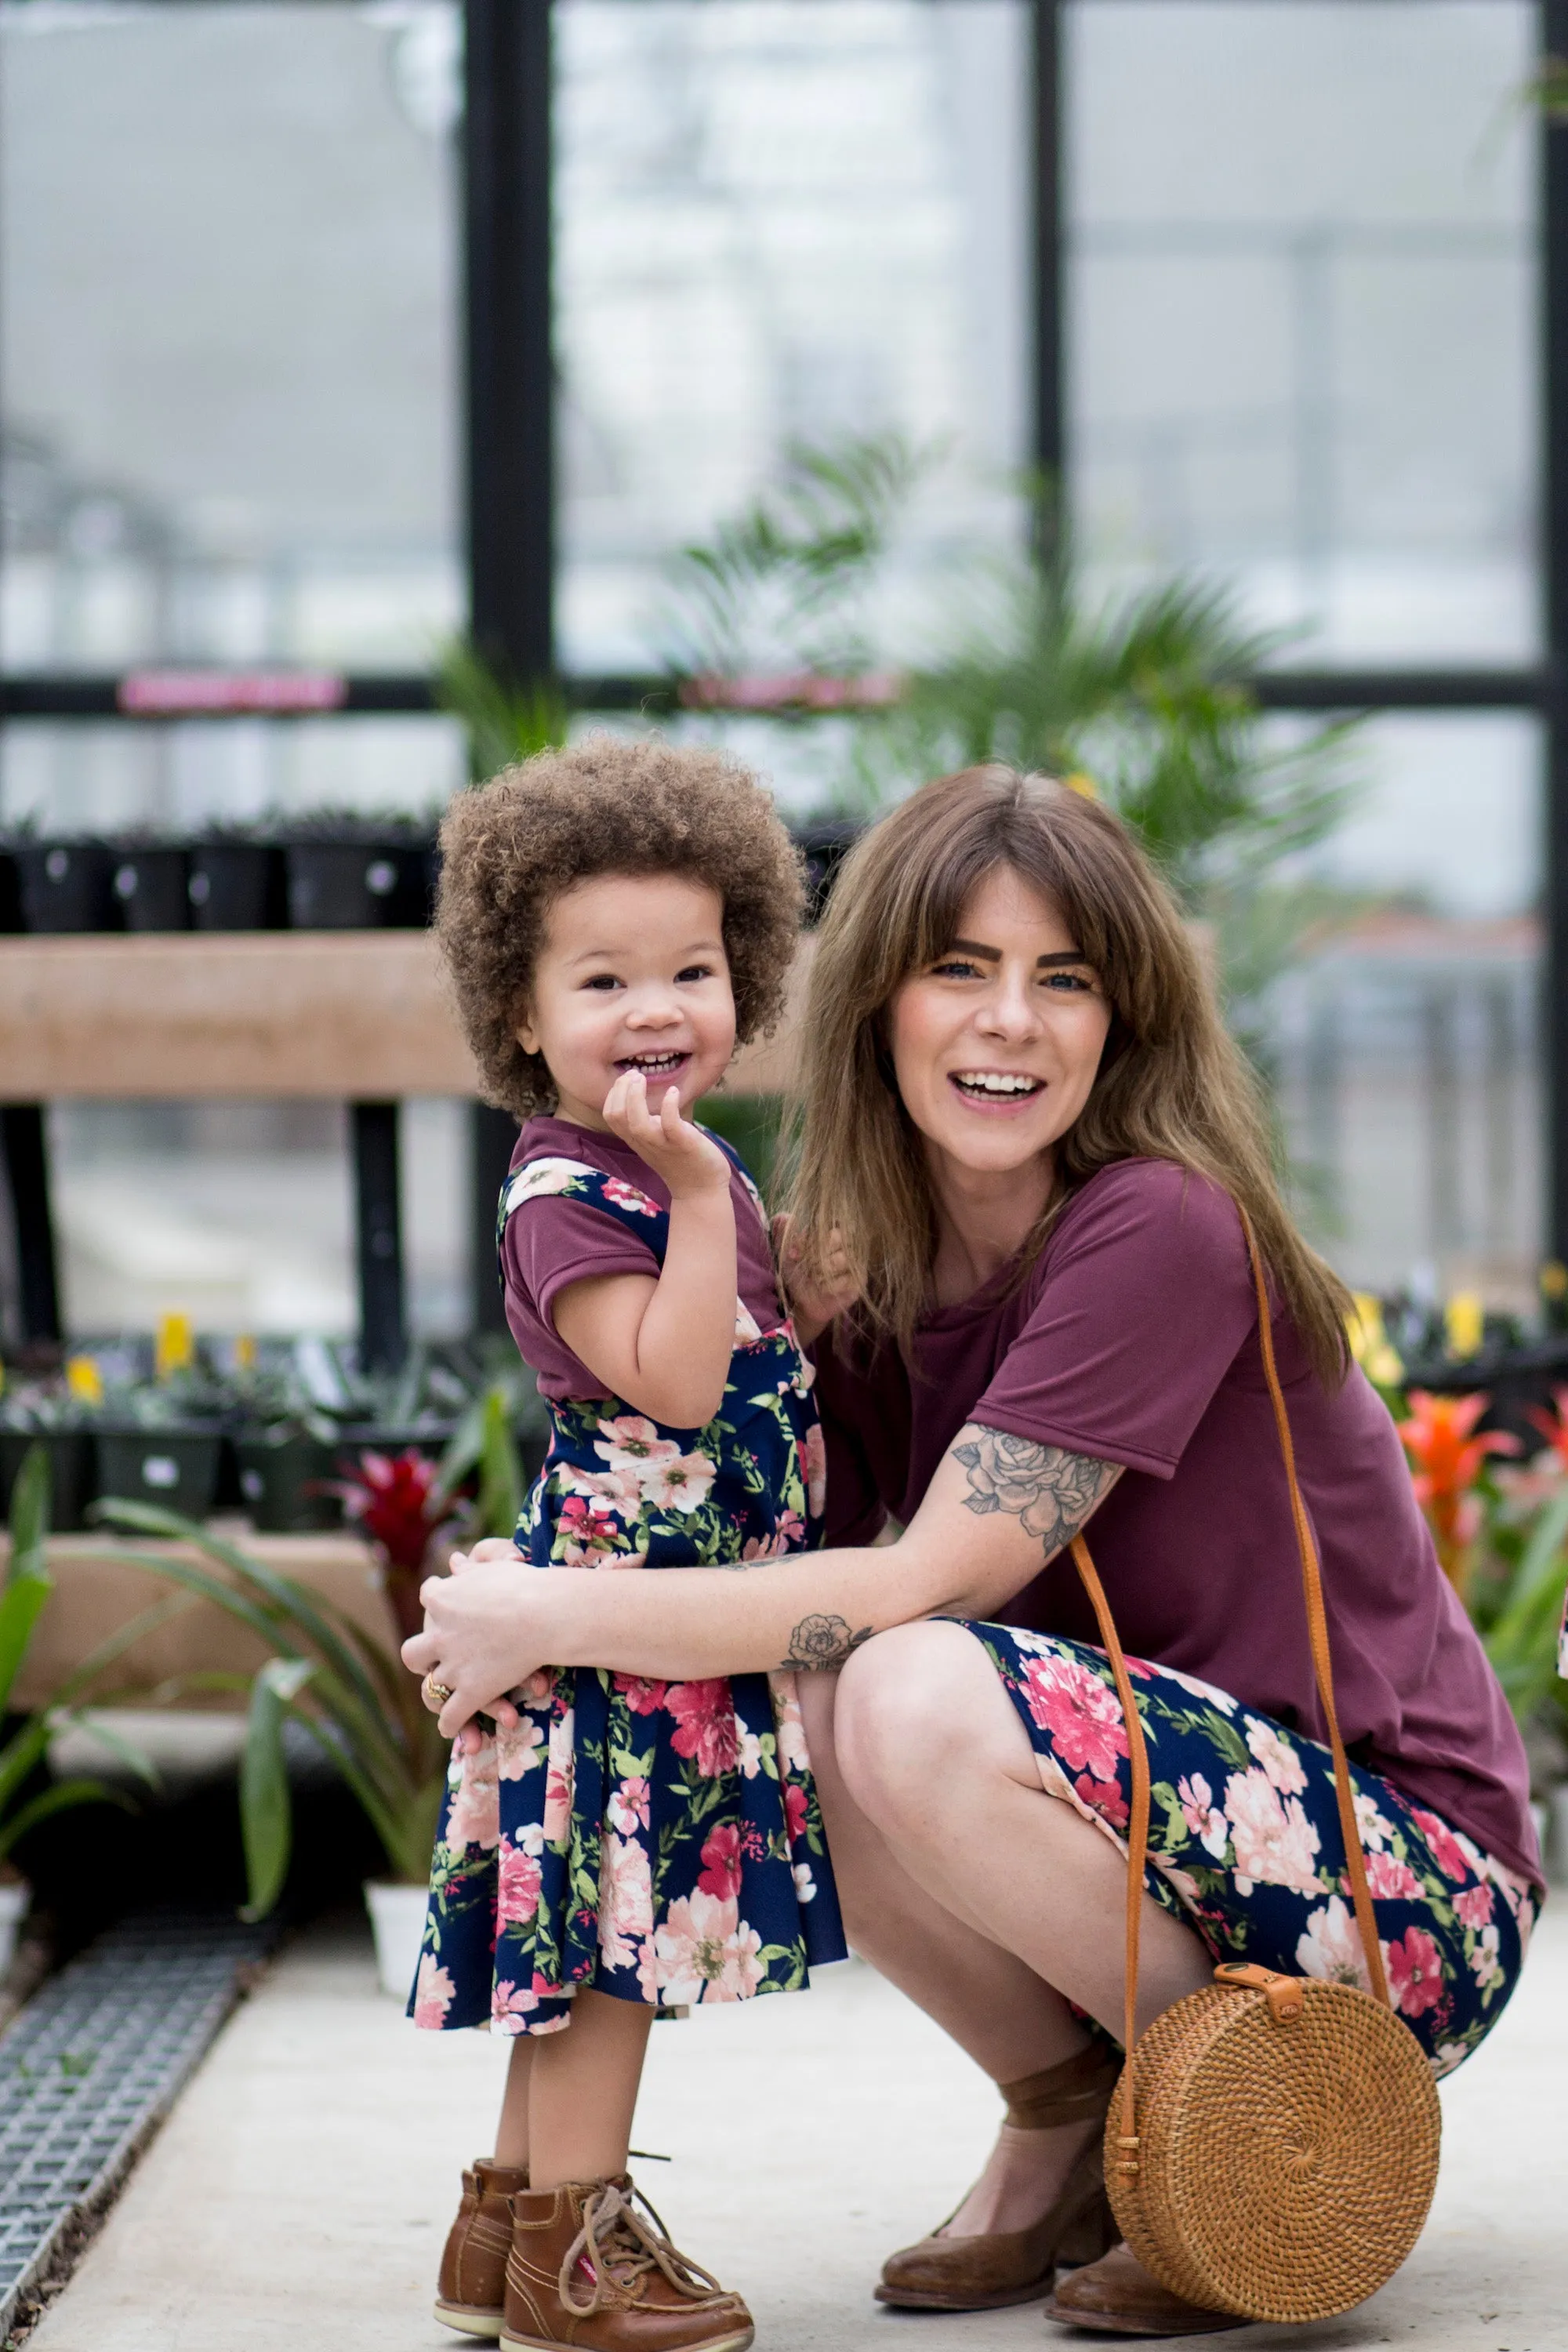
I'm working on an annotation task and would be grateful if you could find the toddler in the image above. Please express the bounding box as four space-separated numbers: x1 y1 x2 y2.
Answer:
414 739 845 2352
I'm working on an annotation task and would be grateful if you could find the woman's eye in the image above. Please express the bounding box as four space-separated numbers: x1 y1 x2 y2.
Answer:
931 958 983 980
1043 970 1093 993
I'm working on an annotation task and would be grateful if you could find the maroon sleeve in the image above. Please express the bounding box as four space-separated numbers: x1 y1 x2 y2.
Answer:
974 1163 1256 1479
502 1196 660 1333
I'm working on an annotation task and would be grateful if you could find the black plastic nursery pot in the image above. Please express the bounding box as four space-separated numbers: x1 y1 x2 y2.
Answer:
285 843 430 931
0 851 23 934
187 842 285 931
0 1430 96 1534
112 848 191 933
17 840 118 933
234 1432 343 1534
96 1427 223 1519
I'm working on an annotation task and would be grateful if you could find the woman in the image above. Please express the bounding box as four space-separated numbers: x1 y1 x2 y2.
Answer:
410 768 1541 2339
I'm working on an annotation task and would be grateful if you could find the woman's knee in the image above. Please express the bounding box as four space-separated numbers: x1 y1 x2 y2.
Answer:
835 1621 990 1824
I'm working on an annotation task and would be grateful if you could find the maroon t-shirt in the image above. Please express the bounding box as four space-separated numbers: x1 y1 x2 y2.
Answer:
814 1156 1541 1887
502 1116 783 1399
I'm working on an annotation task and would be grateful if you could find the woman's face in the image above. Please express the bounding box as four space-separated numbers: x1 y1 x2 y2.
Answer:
887 866 1114 1183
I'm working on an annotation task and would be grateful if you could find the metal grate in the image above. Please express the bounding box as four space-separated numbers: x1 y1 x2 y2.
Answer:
0 1911 274 2339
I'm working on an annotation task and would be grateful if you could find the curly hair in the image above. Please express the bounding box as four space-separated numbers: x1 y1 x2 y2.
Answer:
436 735 805 1118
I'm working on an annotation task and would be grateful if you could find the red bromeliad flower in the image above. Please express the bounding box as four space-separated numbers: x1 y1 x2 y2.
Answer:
1526 1385 1568 1472
336 1449 445 1640
1397 1391 1519 1590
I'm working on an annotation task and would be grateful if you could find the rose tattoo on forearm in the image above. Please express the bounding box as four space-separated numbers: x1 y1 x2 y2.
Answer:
781 1613 873 1671
949 1425 1122 1556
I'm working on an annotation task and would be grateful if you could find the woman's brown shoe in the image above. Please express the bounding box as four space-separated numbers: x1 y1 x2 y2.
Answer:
501 2175 753 2352
436 2159 531 2337
875 2044 1121 2312
1044 2243 1249 2337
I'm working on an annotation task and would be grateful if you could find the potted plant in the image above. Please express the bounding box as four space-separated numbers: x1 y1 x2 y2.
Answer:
187 821 285 932
15 836 118 933
96 1497 450 1996
281 809 434 931
229 1352 344 1534
108 831 191 933
0 1445 166 1970
96 1316 227 1521
0 1359 102 1534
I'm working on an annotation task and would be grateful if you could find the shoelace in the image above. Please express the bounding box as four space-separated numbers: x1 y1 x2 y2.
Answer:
557 2181 725 2319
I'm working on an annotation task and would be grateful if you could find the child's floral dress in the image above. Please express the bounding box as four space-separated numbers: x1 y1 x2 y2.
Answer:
412 1143 846 2035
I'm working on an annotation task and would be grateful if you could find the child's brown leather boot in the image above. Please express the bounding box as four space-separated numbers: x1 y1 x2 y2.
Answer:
500 2175 753 2352
436 2158 530 2336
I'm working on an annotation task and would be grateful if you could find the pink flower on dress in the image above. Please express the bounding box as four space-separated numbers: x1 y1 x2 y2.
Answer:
560 1463 641 1511
793 1863 817 1904
1454 1881 1495 1932
597 1830 654 1971
741 1532 789 1561
801 1423 827 1518
1019 1653 1128 1784
445 1749 501 1852
735 1724 764 1778
1223 1768 1323 1896
1295 1896 1371 1990
412 1953 456 2027
492 1980 539 2031
771 1679 810 1772
1177 1772 1229 1860
1244 1719 1308 1796
1467 1923 1504 1994
652 1889 764 2004
666 1679 739 1777
495 1719 546 1780
1411 1807 1471 1885
594 1416 680 1475
1076 1772 1128 1831
696 1822 743 1901
639 1450 717 1513
497 1837 543 1928
1385 1925 1446 2016
784 1782 808 1845
543 1708 575 1842
614 1673 669 1715
1365 1849 1422 1901
1353 1791 1396 1850
602 1178 660 1216
555 1493 631 1565
607 1777 651 1835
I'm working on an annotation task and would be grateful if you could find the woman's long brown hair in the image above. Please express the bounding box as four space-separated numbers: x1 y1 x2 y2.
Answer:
786 764 1352 1387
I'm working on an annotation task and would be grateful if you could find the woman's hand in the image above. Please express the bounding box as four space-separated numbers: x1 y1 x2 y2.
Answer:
405 1545 550 1738
773 1214 860 1345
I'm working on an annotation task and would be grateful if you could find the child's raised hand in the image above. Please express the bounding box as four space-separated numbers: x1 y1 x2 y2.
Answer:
772 1213 861 1343
602 1070 732 1202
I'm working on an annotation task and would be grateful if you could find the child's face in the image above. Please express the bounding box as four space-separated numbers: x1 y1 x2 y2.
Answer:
517 874 736 1128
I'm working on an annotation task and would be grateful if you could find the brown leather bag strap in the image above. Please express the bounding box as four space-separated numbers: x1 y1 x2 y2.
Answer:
1069 1205 1391 2170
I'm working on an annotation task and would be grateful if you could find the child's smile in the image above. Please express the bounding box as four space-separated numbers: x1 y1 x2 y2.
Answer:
516 873 738 1131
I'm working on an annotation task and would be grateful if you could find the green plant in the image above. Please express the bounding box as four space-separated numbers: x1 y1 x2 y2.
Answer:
96 1500 447 1913
0 1446 166 1871
437 637 568 785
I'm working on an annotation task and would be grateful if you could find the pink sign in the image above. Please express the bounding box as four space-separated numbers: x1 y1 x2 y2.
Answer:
118 670 349 716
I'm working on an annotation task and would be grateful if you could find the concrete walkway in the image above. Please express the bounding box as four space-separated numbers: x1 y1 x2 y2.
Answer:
26 1908 1568 2352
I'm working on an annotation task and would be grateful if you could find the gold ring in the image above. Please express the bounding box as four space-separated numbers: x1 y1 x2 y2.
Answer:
424 1676 454 1705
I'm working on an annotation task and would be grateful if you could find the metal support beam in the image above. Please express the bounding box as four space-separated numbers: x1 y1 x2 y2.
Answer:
463 0 552 1330
1544 0 1568 1262
1030 0 1065 489
351 1102 406 1374
1 1108 61 1351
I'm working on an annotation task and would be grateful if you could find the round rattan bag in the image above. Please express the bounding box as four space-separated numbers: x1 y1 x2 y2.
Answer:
1066 1207 1445 2324
1105 1963 1441 2321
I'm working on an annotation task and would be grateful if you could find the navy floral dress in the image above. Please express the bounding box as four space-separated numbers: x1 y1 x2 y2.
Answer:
412 1143 846 2036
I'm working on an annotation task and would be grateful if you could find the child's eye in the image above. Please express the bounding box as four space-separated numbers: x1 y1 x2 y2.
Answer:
675 964 715 984
581 973 623 993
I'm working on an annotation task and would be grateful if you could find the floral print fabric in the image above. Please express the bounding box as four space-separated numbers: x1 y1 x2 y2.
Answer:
972 1622 1537 2075
412 1146 845 2036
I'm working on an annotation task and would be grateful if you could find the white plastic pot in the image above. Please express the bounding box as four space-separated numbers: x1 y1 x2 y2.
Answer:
363 1878 429 2001
0 1879 30 1980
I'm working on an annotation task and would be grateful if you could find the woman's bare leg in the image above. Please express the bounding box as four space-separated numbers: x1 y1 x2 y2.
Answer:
802 1628 1212 2238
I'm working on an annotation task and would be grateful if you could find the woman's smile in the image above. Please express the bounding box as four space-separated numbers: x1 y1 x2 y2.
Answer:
947 1066 1047 1112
